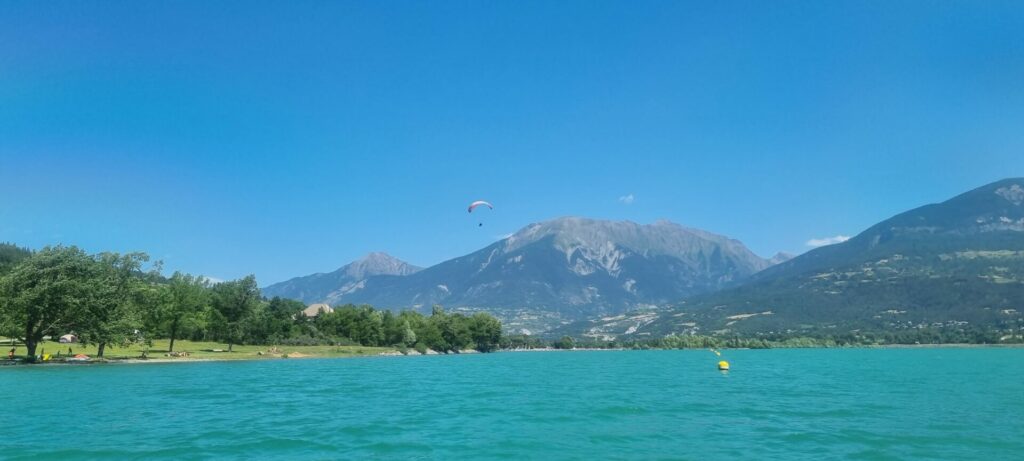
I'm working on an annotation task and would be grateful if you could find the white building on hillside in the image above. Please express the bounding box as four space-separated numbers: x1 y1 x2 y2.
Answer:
302 303 333 317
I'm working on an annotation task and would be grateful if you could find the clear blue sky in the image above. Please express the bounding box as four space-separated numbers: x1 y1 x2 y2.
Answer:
2 1 1022 285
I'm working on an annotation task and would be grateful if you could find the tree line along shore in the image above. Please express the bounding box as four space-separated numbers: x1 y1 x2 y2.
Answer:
3 244 1014 365
0 244 502 362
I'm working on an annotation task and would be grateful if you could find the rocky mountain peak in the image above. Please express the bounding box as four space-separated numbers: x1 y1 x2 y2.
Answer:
503 217 766 267
261 252 421 304
343 252 422 279
768 252 795 265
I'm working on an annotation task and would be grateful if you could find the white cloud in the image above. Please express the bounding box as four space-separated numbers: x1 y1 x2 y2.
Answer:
805 235 851 247
618 194 635 205
494 232 514 240
203 276 225 285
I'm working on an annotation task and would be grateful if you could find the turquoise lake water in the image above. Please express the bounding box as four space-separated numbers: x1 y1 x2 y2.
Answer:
2 349 1022 460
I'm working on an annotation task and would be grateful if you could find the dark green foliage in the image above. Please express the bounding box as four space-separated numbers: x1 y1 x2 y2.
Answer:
553 335 575 349
146 273 211 352
80 252 154 357
310 304 502 352
467 312 502 352
0 246 103 357
0 242 512 356
210 275 260 352
499 334 546 349
314 305 383 345
249 297 306 343
0 243 31 275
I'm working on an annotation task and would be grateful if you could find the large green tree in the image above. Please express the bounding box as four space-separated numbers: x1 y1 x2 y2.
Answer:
468 312 502 352
0 246 97 358
382 310 417 347
239 297 305 345
156 272 210 352
210 275 260 352
81 252 151 357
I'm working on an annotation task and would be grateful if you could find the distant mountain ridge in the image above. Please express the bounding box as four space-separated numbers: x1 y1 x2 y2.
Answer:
343 218 773 313
564 178 1024 339
261 252 421 304
755 178 1024 282
265 217 779 328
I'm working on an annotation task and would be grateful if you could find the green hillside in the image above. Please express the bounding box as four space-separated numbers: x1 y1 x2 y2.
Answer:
564 179 1024 341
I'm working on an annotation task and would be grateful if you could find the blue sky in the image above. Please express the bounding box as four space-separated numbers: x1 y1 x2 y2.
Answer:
2 1 1023 285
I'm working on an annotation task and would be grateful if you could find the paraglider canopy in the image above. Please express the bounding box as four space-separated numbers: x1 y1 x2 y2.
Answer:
467 200 493 213
468 200 493 227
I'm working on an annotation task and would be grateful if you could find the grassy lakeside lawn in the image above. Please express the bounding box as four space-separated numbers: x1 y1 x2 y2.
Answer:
1 338 399 362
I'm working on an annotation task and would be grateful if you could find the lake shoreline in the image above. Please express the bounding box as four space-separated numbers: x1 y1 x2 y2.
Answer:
5 342 1022 367
2 353 391 367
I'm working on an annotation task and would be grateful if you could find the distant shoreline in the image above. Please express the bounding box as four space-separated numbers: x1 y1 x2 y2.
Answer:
511 344 1024 351
2 353 394 367
5 343 1022 367
861 343 1024 349
501 343 1024 352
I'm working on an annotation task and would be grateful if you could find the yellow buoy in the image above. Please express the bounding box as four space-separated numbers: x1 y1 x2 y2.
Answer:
718 360 730 371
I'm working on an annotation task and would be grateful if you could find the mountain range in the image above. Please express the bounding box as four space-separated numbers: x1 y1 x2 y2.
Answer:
263 218 786 331
563 178 1024 339
264 178 1024 338
261 252 422 304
